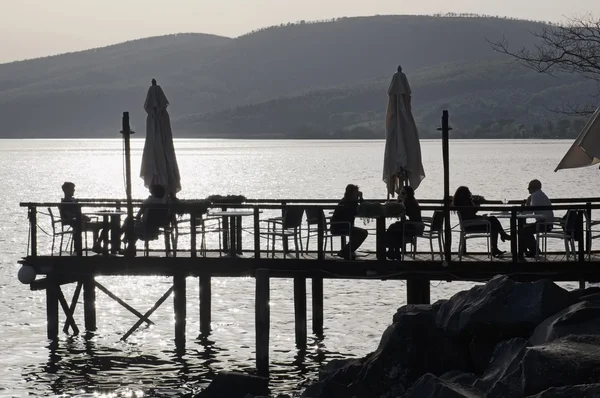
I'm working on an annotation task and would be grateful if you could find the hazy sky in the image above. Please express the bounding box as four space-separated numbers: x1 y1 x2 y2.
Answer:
1 0 598 63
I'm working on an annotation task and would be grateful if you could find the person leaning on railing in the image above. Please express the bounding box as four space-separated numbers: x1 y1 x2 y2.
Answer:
330 184 368 260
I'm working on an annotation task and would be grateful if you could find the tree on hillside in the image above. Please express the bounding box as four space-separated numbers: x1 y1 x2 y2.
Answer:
490 16 600 115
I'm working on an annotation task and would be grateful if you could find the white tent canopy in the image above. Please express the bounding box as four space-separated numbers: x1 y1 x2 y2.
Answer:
382 67 425 195
555 106 600 172
140 80 182 195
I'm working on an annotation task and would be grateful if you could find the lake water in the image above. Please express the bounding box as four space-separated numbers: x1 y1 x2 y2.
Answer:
0 139 597 397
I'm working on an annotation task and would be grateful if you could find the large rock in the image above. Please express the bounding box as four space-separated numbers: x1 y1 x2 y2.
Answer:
569 286 600 301
194 372 269 398
400 373 484 398
474 338 530 397
527 383 600 397
521 335 600 396
435 276 572 371
530 301 600 345
341 304 468 397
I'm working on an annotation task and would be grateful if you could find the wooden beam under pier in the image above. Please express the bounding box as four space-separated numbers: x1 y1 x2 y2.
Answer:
294 277 307 348
199 275 211 336
255 269 270 377
312 277 324 337
173 274 186 349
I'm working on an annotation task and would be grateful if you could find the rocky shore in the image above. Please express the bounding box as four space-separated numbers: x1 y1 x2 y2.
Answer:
197 275 600 397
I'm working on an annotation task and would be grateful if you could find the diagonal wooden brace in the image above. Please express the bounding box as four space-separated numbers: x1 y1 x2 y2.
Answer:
95 281 154 326
63 281 82 333
121 286 174 341
57 286 79 335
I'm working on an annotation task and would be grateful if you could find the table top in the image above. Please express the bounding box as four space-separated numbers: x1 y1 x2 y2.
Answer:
87 210 127 216
209 210 255 217
487 212 546 219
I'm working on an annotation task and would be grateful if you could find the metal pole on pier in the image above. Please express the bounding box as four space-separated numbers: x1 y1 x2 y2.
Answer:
120 112 136 257
440 110 452 265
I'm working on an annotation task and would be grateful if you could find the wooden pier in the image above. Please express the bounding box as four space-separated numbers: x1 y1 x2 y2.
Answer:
17 198 600 377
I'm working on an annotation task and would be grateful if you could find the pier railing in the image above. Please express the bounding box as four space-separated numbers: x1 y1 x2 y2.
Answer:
20 198 600 264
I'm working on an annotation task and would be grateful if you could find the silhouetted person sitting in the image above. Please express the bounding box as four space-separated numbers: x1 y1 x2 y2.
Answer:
330 184 368 260
386 186 424 259
453 186 511 257
122 184 171 252
519 179 554 259
59 181 105 253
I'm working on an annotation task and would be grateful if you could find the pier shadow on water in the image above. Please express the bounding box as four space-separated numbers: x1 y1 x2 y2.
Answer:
21 331 351 397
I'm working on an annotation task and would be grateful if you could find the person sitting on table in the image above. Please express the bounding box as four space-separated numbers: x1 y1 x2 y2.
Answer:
386 186 424 259
453 186 511 257
59 181 106 253
121 184 171 251
330 184 368 260
519 179 554 258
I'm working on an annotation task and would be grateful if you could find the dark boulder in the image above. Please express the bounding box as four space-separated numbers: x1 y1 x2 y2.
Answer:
318 359 355 381
530 301 600 345
526 383 600 397
522 335 600 396
440 370 478 386
343 305 468 397
569 286 600 301
435 276 572 371
401 373 485 398
194 372 269 398
474 338 530 397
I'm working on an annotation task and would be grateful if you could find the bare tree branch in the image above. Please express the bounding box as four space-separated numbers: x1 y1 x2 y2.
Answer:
488 15 600 115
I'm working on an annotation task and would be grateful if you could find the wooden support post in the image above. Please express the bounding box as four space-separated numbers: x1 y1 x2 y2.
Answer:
74 207 83 256
255 269 270 377
29 206 37 257
312 277 324 337
46 275 59 340
317 214 325 260
578 210 585 263
439 110 452 265
406 279 431 305
173 274 186 348
254 207 261 259
294 277 307 348
510 209 518 263
190 211 197 258
121 111 136 258
199 275 211 336
376 217 386 260
83 276 96 331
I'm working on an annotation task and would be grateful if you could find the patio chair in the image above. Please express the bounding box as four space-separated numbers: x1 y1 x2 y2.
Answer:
535 210 577 261
457 212 492 261
137 207 176 257
47 207 74 256
261 206 305 258
305 208 352 258
583 210 600 260
174 213 222 257
416 210 445 260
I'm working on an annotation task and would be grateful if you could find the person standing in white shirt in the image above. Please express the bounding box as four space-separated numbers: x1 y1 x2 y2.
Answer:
519 179 553 258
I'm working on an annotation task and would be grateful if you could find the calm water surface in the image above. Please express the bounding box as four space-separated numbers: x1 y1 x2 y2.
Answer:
0 139 596 397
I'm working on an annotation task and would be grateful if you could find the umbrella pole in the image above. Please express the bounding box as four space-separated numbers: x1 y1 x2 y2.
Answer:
120 112 136 257
440 110 452 265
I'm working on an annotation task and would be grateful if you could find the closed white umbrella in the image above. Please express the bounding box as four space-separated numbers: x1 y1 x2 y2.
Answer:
140 79 182 196
383 66 425 196
555 106 600 172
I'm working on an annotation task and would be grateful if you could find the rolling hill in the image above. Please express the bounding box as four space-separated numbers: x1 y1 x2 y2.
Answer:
0 15 592 138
